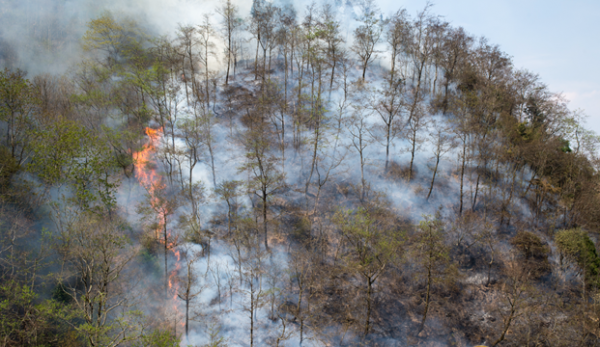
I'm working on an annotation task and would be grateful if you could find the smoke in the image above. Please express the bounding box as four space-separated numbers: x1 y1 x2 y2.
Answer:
0 0 367 76
0 0 230 75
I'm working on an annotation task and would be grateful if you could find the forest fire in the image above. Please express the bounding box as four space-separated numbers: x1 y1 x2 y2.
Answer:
5 0 600 344
133 127 183 327
133 127 165 239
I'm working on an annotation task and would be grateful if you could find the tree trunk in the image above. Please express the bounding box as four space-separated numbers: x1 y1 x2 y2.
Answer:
185 297 190 338
408 129 417 181
262 190 268 251
164 218 169 296
226 28 232 85
459 141 467 215
385 121 391 174
472 171 481 211
254 34 260 80
360 141 366 200
208 140 217 188
427 156 440 200
491 305 516 347
250 286 255 347
297 277 304 345
365 278 373 336
419 265 432 334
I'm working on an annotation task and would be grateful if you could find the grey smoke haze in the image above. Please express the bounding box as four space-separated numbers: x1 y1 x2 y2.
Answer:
0 0 368 75
0 0 236 75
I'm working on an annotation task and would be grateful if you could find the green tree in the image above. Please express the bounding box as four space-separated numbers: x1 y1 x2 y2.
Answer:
0 68 38 166
412 215 453 335
27 120 120 214
556 228 600 290
334 207 403 336
134 328 180 347
82 12 145 69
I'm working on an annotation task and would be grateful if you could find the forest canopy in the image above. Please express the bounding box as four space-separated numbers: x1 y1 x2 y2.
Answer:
1 0 600 346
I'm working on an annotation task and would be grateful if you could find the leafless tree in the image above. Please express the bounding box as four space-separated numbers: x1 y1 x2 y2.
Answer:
351 0 383 81
218 0 241 85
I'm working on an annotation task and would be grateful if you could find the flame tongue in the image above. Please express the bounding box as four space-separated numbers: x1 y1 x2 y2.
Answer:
133 127 182 326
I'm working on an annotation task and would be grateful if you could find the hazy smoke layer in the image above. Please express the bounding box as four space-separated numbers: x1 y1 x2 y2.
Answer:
0 0 244 75
0 0 360 75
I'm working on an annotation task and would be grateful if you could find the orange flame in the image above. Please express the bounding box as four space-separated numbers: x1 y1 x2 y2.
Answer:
134 127 183 326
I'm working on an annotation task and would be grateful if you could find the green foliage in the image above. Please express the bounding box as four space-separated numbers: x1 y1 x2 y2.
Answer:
291 215 311 243
413 214 455 284
27 119 121 212
0 281 37 340
201 323 228 347
0 146 19 191
27 119 82 186
51 283 72 303
0 280 77 347
0 68 38 165
559 138 572 153
555 228 600 286
334 207 403 278
134 327 181 347
516 121 535 142
82 12 146 68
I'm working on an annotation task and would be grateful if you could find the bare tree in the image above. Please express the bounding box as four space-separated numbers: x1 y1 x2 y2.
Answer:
369 79 404 174
238 104 285 251
177 246 204 339
242 236 268 347
178 113 206 237
277 4 297 111
387 9 411 87
351 0 383 81
406 3 436 124
215 180 242 236
218 0 241 85
405 103 428 181
426 119 455 200
176 25 198 103
439 26 472 114
490 255 532 347
58 214 141 347
346 94 375 200
319 4 344 92
197 14 217 109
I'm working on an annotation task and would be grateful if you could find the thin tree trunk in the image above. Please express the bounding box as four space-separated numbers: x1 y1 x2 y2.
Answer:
262 191 268 250
491 305 517 347
459 142 467 215
208 140 217 187
297 277 304 344
472 171 481 211
385 122 391 174
254 35 260 80
427 156 440 200
365 278 373 336
419 265 432 334
408 130 417 181
185 298 190 337
164 220 169 296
